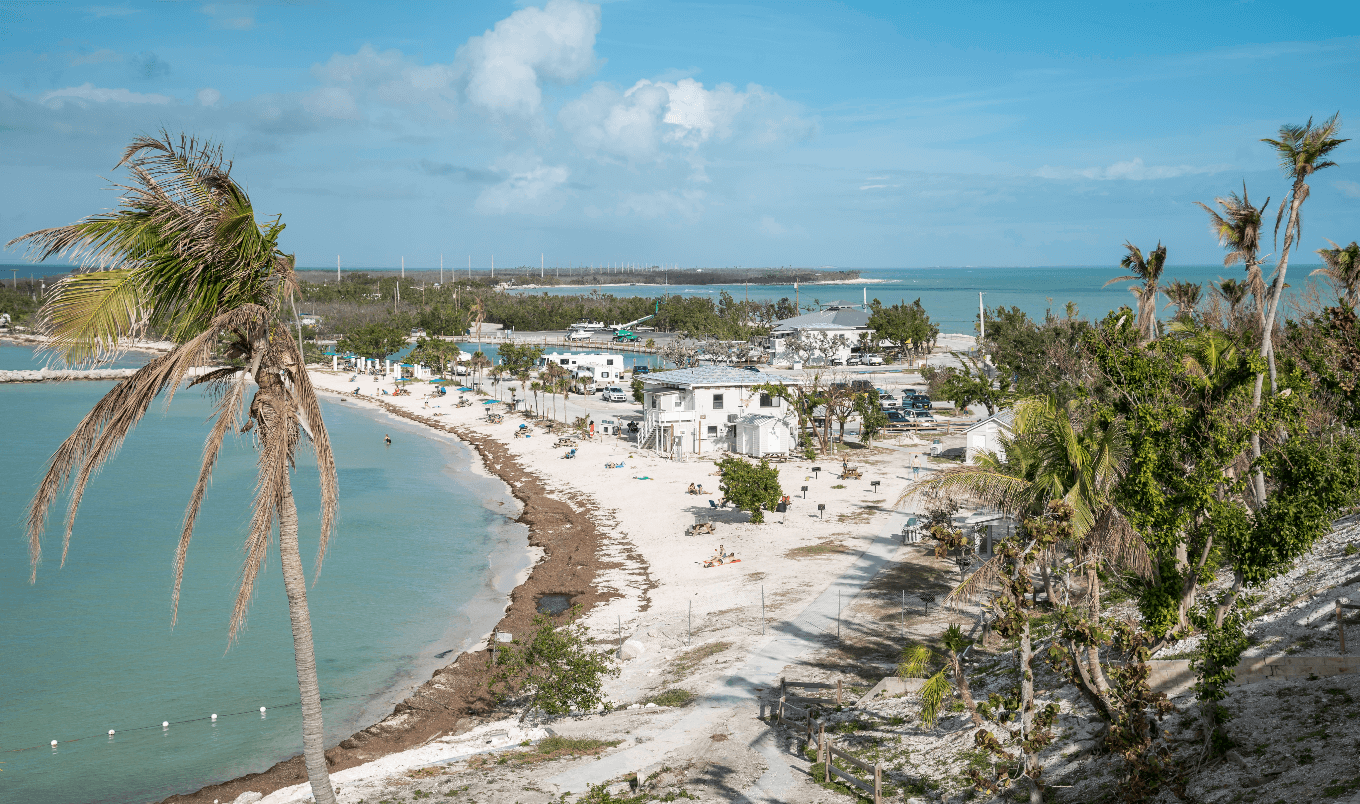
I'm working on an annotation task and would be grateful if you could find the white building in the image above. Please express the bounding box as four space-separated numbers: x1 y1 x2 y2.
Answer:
769 304 874 366
639 366 796 457
534 351 627 384
963 408 1015 464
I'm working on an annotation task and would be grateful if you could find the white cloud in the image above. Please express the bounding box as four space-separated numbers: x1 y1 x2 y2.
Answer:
615 189 706 220
457 0 600 116
200 3 255 30
1034 157 1229 181
759 215 787 236
307 45 459 121
70 48 120 67
196 87 222 107
1335 180 1360 199
561 77 800 163
40 83 174 107
475 158 570 213
860 184 888 190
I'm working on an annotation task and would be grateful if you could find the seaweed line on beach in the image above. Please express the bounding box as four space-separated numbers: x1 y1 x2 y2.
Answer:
160 394 649 804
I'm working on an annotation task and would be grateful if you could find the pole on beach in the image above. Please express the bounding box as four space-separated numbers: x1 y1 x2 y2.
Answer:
688 600 692 645
761 586 765 635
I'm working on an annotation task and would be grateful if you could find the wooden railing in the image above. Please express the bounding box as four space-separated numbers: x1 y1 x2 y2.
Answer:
769 677 885 804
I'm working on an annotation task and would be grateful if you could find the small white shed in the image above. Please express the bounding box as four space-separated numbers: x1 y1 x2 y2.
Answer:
735 414 793 457
963 408 1015 464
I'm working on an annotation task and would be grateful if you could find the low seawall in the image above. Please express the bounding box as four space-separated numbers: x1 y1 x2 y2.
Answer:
0 367 140 383
1146 655 1360 697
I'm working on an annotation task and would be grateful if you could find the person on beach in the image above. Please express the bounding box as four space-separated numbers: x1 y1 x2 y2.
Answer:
912 452 921 479
384 434 392 446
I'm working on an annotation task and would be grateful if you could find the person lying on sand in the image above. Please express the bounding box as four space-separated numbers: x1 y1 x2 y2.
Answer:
687 483 698 494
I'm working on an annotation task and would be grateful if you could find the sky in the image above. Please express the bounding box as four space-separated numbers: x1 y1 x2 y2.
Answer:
1 0 1357 270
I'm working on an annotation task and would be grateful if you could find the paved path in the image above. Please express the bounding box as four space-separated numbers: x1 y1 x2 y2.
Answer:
547 505 911 798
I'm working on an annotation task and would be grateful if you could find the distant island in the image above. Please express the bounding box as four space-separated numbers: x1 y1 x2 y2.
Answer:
294 266 860 287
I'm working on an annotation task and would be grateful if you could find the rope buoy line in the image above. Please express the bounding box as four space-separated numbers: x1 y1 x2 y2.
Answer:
2 686 420 755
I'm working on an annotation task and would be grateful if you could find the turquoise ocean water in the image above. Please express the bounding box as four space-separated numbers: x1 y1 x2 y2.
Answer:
0 349 530 804
507 265 1326 333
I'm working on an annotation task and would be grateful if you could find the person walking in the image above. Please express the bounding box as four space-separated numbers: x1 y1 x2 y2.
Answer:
912 452 921 480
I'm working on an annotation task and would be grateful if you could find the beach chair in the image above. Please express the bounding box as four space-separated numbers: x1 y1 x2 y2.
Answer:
563 448 577 459
708 499 719 509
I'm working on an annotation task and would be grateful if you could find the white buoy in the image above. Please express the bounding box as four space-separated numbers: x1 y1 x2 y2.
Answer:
211 713 218 720
108 730 115 736
51 740 58 746
162 721 169 729
259 706 266 713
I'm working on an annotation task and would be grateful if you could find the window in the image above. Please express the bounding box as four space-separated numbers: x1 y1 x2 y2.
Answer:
673 396 683 409
606 359 615 365
707 425 718 437
650 396 658 409
760 393 776 408
712 393 724 410
559 358 569 365
600 372 609 379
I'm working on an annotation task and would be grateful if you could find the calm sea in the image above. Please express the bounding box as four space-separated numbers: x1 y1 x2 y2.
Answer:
0 347 530 804
506 265 1326 333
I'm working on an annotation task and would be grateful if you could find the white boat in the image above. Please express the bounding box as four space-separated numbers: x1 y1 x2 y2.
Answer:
569 320 607 331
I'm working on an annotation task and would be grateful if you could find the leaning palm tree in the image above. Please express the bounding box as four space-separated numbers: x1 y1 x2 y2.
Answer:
1196 185 1270 333
1104 241 1167 344
8 134 339 804
1162 279 1202 320
1261 113 1348 389
1313 240 1360 308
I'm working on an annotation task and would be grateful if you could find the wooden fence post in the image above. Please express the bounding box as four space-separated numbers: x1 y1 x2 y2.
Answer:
819 723 826 765
836 679 842 706
824 736 831 783
873 762 882 804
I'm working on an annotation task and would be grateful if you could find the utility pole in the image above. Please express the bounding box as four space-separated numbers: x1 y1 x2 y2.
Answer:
468 255 472 281
401 256 404 279
336 255 340 283
440 253 443 285
541 253 544 279
491 254 495 280
979 292 986 349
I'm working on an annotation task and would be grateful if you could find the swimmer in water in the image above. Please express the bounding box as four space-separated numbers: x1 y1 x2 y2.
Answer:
384 434 392 446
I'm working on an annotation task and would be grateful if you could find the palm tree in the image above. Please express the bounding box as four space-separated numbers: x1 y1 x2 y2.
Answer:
899 397 1149 701
1214 278 1251 320
1313 240 1360 308
1163 280 1202 320
1104 241 1167 344
1196 185 1269 333
9 134 339 804
1261 114 1348 389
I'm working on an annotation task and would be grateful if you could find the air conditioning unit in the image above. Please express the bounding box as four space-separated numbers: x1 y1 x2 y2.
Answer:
727 414 739 423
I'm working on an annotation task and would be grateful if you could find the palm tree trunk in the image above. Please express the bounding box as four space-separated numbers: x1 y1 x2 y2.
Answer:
1018 616 1042 804
950 650 982 726
278 483 338 804
1085 567 1112 697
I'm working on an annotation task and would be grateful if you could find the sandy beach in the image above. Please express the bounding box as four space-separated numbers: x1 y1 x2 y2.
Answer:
160 354 967 803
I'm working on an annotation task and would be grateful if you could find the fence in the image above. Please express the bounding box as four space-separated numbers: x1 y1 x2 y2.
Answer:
768 683 886 803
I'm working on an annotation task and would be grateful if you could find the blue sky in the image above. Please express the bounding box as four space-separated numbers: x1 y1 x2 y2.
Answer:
1 0 1357 269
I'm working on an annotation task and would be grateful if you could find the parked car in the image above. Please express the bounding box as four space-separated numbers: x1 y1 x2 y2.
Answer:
846 354 862 365
908 395 933 410
911 409 937 423
601 386 629 403
830 356 846 366
863 354 885 365
886 409 913 425
851 379 874 392
878 393 899 409
633 365 650 375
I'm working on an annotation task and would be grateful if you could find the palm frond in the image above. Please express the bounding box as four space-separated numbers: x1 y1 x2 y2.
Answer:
898 464 1038 518
919 669 952 728
172 370 247 625
899 645 933 678
946 552 1006 607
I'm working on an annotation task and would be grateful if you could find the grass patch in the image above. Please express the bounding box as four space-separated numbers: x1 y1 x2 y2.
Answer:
643 688 696 707
669 641 731 677
471 736 622 768
1324 775 1360 798
785 540 849 559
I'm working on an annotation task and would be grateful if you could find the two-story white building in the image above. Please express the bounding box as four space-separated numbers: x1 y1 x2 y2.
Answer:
768 304 874 366
639 366 797 457
534 351 627 384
